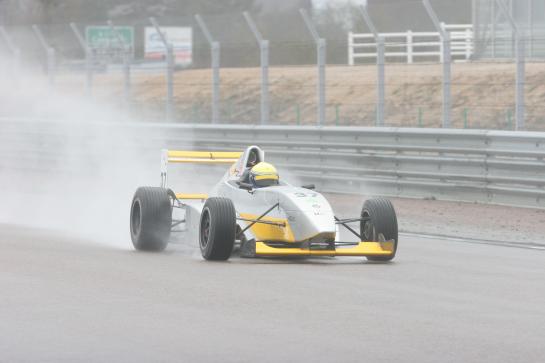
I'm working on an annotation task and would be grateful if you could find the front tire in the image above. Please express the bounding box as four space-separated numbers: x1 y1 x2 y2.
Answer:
199 197 236 261
360 198 398 261
130 187 172 251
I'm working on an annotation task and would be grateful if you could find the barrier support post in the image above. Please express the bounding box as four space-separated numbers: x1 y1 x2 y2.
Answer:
243 12 270 125
358 5 385 127
300 9 326 126
150 17 175 121
32 24 56 88
70 23 94 96
495 0 525 131
108 20 132 106
195 14 221 124
423 0 451 128
0 26 21 78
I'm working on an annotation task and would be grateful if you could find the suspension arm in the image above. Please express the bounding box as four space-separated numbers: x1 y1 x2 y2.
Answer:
334 216 362 240
236 217 286 227
237 203 280 237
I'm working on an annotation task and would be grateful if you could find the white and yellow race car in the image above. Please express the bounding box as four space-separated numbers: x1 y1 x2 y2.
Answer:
129 146 398 262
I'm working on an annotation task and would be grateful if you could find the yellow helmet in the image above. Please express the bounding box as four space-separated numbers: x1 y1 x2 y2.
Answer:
250 162 279 187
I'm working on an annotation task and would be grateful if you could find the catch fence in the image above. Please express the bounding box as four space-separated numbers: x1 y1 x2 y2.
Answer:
1 2 544 131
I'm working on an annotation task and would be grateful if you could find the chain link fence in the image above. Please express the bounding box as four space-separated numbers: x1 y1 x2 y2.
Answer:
1 1 544 131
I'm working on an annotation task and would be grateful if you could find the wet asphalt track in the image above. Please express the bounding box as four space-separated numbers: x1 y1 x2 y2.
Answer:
1 224 544 363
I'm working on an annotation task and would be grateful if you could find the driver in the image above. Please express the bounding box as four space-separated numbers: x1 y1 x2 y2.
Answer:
248 162 279 188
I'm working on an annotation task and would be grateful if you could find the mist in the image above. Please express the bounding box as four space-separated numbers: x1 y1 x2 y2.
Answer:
0 57 168 249
0 51 309 250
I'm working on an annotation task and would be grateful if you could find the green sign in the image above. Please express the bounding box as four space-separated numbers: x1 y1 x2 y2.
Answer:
85 26 134 49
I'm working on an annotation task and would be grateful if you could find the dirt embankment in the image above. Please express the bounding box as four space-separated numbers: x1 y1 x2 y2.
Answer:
56 62 545 130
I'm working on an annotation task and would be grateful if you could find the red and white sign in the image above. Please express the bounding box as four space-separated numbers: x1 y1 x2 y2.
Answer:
145 27 192 65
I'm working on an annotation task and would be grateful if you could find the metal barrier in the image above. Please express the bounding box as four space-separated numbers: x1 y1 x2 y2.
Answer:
1 118 544 209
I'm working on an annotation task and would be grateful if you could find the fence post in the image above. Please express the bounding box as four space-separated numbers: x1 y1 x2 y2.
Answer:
439 34 444 63
423 0 451 128
243 12 269 125
0 26 21 77
108 20 131 106
440 22 447 63
317 38 326 126
149 17 174 121
528 0 534 58
359 5 385 127
32 25 56 88
407 30 413 64
69 23 93 96
195 14 220 124
300 9 326 126
348 31 354 66
211 41 220 123
261 40 270 123
491 0 496 58
465 27 472 60
514 37 525 130
495 0 525 130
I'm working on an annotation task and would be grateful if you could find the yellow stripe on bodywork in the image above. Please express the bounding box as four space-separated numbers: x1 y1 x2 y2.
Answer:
239 213 296 242
255 241 395 257
175 193 208 200
167 150 242 164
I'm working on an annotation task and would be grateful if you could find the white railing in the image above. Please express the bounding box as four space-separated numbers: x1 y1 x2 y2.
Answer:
348 24 473 65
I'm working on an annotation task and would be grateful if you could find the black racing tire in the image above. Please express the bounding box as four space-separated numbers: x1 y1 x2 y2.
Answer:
199 197 236 261
130 187 172 251
360 198 398 261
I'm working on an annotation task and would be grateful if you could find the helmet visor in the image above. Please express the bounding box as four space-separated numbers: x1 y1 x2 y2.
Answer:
253 174 278 187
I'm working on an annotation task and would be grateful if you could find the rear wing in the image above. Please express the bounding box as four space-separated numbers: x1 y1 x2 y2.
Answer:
160 149 242 188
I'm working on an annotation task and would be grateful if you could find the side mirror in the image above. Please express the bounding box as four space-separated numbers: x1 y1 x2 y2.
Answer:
238 181 254 191
302 184 316 190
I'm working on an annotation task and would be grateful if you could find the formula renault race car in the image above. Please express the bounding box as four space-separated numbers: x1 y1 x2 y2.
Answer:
129 146 398 261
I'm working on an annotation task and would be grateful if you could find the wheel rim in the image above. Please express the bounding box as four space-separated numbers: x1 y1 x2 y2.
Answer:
200 209 211 249
236 225 247 244
362 210 375 241
131 200 142 236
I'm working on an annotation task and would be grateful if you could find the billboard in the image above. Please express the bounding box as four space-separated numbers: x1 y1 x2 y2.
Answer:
145 27 192 66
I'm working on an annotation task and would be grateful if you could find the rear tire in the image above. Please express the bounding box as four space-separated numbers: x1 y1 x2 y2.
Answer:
130 187 172 251
360 198 398 261
199 197 236 261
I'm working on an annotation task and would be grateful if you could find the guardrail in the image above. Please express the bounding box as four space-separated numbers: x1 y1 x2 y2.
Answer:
348 24 473 65
1 118 544 209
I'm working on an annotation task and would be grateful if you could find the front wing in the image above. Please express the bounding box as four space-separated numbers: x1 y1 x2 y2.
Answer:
254 240 395 257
